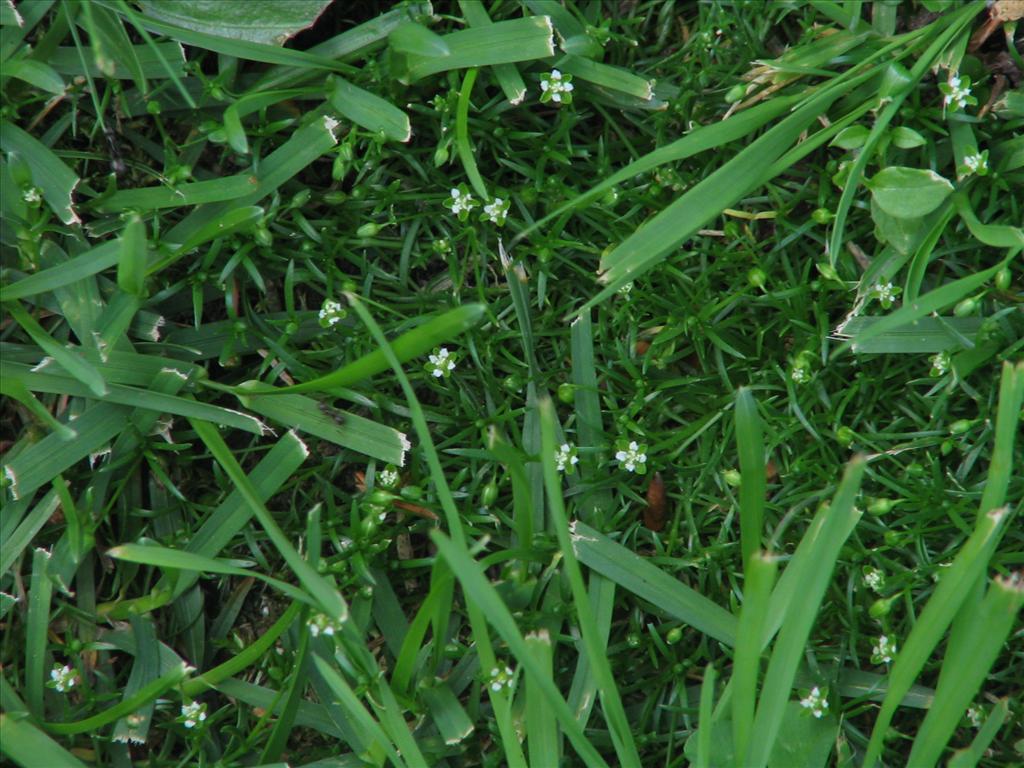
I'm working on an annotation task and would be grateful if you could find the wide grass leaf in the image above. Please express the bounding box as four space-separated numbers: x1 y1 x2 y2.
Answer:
0 120 79 224
138 0 332 45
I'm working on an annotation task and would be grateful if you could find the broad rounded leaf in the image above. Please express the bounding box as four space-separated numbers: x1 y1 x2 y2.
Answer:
138 0 333 45
867 166 953 219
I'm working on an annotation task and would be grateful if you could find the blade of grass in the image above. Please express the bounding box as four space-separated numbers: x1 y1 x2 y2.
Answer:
539 397 641 768
525 629 559 763
731 551 777 767
5 301 106 396
397 16 555 83
734 387 765 564
0 119 79 224
862 361 1024 765
189 419 347 620
696 664 717 768
455 67 487 199
907 575 1023 766
24 547 52 718
834 316 983 353
0 241 119 301
570 521 738 645
0 714 89 768
947 699 1010 768
328 75 411 142
93 174 259 212
569 311 612 522
0 377 75 439
459 1 526 104
745 458 865 768
110 614 159 744
557 54 653 101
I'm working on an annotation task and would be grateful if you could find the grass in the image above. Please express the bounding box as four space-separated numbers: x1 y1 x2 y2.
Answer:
1 1 1022 766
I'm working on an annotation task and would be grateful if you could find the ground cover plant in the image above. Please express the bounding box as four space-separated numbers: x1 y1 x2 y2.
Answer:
1 0 1022 765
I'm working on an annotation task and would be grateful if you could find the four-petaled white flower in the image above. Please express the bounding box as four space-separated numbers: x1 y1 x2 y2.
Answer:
617 282 634 296
930 351 951 377
615 440 648 474
555 443 579 474
540 70 575 104
426 347 457 378
181 701 207 729
309 612 344 637
790 365 810 384
481 197 510 226
868 282 900 309
49 663 77 693
488 665 515 693
958 150 989 178
318 298 346 328
872 634 897 664
940 73 976 112
799 686 829 719
445 185 479 220
22 187 41 204
863 566 885 593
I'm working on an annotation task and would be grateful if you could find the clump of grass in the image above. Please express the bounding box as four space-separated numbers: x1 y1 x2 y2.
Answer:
1 1 1022 766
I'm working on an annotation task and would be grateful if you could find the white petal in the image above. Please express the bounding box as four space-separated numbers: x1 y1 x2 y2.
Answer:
552 93 561 102
551 69 562 79
564 82 574 92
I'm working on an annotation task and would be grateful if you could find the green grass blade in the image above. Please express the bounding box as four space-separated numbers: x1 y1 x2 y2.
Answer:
47 42 185 79
136 0 331 45
746 458 865 768
0 377 75 439
107 542 315 607
540 397 641 767
0 241 119 301
237 391 408 465
0 714 89 768
93 174 259 212
265 303 485 393
455 68 487 199
190 419 347 621
328 75 411 142
459 1 526 104
571 521 737 645
954 194 1024 247
696 664 717 768
430 529 610 768
5 301 106 396
418 683 474 747
947 699 1010 768
0 120 79 224
110 614 160 744
863 361 1024 766
24 547 52 718
731 551 777 767
397 16 555 83
835 316 983 353
557 54 652 100
525 629 559 765
907 575 1023 766
586 77 865 309
734 387 765 564
569 311 612 522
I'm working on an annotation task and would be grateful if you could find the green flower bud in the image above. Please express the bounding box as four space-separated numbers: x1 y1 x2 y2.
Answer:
481 480 499 507
723 469 742 487
949 419 973 436
557 382 575 405
994 267 1011 291
356 222 381 238
867 497 897 515
836 426 856 447
666 627 683 645
953 297 978 317
747 267 767 289
812 208 834 225
869 595 898 619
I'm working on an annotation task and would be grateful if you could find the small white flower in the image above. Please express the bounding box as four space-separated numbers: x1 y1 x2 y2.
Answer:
868 281 900 309
863 567 885 593
617 282 633 295
540 69 575 105
799 686 829 719
309 612 344 637
872 634 897 664
426 346 457 378
488 665 515 693
554 443 579 473
967 704 983 728
449 187 474 216
962 152 985 174
318 298 345 327
181 701 207 729
22 187 41 204
942 74 973 110
615 440 648 474
930 351 951 377
378 468 400 488
790 365 810 384
481 197 510 226
49 663 77 693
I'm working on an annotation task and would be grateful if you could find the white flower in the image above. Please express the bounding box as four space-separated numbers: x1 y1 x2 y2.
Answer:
872 634 897 664
318 298 345 327
488 665 515 693
790 365 810 384
181 701 207 729
799 686 829 719
617 282 634 295
967 704 983 728
22 187 41 204
426 346 457 378
309 613 344 637
962 153 985 174
49 663 77 693
930 351 950 377
481 197 510 226
863 567 885 593
449 187 474 216
378 468 400 488
942 74 973 110
615 440 648 474
554 443 579 473
540 69 575 104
